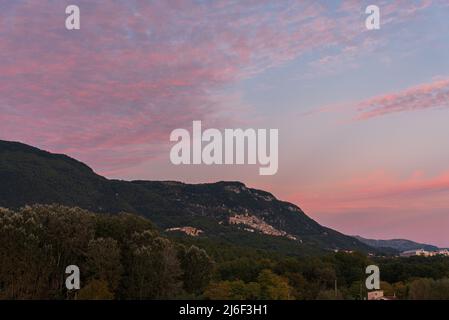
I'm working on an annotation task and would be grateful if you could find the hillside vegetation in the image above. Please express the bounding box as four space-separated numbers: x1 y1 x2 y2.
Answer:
0 140 371 255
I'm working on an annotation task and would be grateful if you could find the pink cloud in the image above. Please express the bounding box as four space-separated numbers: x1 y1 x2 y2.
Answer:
288 169 449 214
356 78 449 120
0 1 323 174
302 77 449 120
286 169 449 246
0 0 442 174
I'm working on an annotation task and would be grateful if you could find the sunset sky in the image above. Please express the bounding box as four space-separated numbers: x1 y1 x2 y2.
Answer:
1 0 449 246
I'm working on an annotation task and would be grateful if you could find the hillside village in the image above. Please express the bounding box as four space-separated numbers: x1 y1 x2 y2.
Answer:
400 249 449 257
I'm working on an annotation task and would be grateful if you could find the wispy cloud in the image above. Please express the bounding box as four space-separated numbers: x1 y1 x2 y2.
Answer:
0 0 442 173
356 78 449 120
0 0 328 172
301 77 449 120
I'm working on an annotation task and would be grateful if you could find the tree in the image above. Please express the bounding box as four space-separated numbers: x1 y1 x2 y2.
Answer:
126 232 183 299
316 289 343 300
380 281 394 296
392 281 407 299
408 278 435 300
0 205 94 299
204 280 261 300
78 280 114 300
257 269 293 300
332 252 368 287
86 237 122 292
283 272 307 300
204 281 233 300
179 245 214 295
347 280 367 300
432 278 449 299
408 278 449 300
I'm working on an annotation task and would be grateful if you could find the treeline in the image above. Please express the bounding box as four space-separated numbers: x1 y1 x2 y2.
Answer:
1 205 449 300
181 239 449 300
0 205 213 299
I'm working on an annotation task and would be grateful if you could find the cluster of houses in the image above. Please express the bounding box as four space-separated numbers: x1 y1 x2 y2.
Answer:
165 226 203 236
400 248 449 257
228 214 298 241
367 290 397 300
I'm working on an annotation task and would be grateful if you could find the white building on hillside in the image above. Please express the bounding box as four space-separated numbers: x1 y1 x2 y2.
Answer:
367 290 397 300
400 249 431 257
400 248 449 257
367 290 384 300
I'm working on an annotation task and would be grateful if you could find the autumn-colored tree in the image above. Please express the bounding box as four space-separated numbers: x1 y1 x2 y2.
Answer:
380 281 394 296
78 279 114 300
392 281 408 299
257 269 293 300
204 280 261 300
316 289 343 300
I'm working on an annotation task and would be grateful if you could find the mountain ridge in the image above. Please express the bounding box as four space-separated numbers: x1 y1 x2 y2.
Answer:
0 139 373 255
354 235 440 252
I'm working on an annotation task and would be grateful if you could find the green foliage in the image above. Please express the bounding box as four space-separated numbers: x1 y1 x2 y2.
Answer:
1 204 449 300
204 280 261 300
316 289 343 300
179 245 214 295
257 269 293 300
375 256 449 283
330 252 369 287
0 205 196 299
0 205 95 298
408 278 449 300
86 237 122 292
346 281 367 300
204 269 293 300
125 233 183 299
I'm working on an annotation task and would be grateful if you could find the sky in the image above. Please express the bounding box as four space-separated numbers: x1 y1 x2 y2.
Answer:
1 0 449 247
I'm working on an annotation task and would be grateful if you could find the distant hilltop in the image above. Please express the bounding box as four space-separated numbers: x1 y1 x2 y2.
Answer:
354 236 441 254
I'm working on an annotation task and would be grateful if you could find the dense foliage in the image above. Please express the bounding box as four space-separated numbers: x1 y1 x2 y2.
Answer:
0 205 212 299
1 205 448 300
